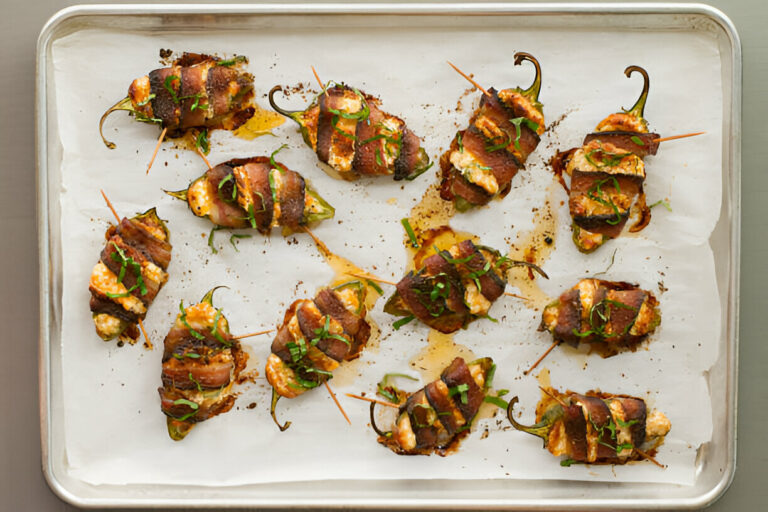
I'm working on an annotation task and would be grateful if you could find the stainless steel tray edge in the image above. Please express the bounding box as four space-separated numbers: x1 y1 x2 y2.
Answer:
36 3 742 509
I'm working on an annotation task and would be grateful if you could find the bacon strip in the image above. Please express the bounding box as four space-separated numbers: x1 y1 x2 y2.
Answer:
267 286 371 400
89 210 172 343
381 357 493 455
540 279 660 349
583 131 659 157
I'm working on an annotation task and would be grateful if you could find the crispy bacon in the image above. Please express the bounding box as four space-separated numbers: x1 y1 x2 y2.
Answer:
385 240 512 334
89 209 171 344
270 83 431 181
266 284 371 401
439 85 544 209
174 156 333 236
158 297 247 441
509 388 666 465
377 357 493 455
540 279 660 353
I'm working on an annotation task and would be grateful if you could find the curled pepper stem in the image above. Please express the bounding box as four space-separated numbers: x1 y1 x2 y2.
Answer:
164 188 189 202
99 96 134 149
507 396 562 447
623 65 650 121
369 401 392 438
270 388 291 432
268 85 303 123
201 286 228 306
514 52 542 104
507 259 549 279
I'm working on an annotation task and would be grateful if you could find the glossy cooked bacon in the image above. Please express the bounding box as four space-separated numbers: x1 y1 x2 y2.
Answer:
509 388 670 465
176 156 333 235
272 83 431 181
158 296 248 441
379 357 493 455
89 209 172 344
266 283 371 400
385 240 511 333
552 66 661 253
131 52 255 136
440 86 543 209
540 279 660 350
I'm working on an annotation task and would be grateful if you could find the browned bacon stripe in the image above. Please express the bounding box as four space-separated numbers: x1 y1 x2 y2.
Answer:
314 288 370 360
149 67 181 130
583 131 659 157
441 357 484 422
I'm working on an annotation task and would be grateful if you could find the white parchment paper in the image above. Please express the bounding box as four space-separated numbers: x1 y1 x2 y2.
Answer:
53 21 722 487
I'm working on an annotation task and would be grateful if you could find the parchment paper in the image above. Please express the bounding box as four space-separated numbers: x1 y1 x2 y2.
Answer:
53 22 722 487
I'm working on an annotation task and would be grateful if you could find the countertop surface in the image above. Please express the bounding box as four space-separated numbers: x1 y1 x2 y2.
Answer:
2 1 765 510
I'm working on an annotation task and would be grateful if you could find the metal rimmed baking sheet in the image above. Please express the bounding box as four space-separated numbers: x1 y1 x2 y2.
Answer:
37 3 740 509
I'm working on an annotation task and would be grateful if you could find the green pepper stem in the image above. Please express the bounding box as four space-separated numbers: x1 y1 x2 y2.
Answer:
514 52 542 103
268 85 304 123
623 65 650 121
506 259 549 279
369 401 392 438
506 396 562 447
164 188 189 202
270 388 291 431
302 185 335 224
99 96 135 149
201 286 228 306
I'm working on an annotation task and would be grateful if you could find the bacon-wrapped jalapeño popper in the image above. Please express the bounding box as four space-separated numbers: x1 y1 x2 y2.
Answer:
540 279 660 353
384 239 546 333
269 82 431 181
89 208 172 344
99 52 255 149
507 388 671 466
371 357 494 455
440 53 545 211
552 66 659 253
166 153 334 238
266 281 372 430
158 288 248 441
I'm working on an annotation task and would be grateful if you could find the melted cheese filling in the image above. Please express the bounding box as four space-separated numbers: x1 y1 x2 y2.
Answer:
450 147 499 195
90 262 146 315
187 177 214 218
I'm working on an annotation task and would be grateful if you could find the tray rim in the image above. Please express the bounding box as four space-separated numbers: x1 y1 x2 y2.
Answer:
36 2 742 509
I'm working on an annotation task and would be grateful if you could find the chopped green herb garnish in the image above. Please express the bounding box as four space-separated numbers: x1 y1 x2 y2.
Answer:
312 315 351 347
268 169 278 204
375 148 383 167
630 135 645 146
172 398 199 421
178 300 206 340
189 94 208 112
648 199 672 211
269 144 288 174
229 234 251 251
188 372 202 392
449 383 470 404
392 315 415 330
508 117 540 152
195 129 209 155
560 458 576 467
456 132 464 153
436 247 474 265
483 395 509 409
586 177 624 225
207 226 221 254
216 55 247 67
136 93 155 107
217 173 237 203
401 218 419 248
163 75 181 103
485 132 512 152
210 308 231 347
105 241 147 298
366 279 384 295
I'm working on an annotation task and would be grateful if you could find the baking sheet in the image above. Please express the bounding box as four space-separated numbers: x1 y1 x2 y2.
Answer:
48 11 726 491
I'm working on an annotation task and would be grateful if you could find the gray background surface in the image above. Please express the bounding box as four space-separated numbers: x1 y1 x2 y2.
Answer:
2 0 764 510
